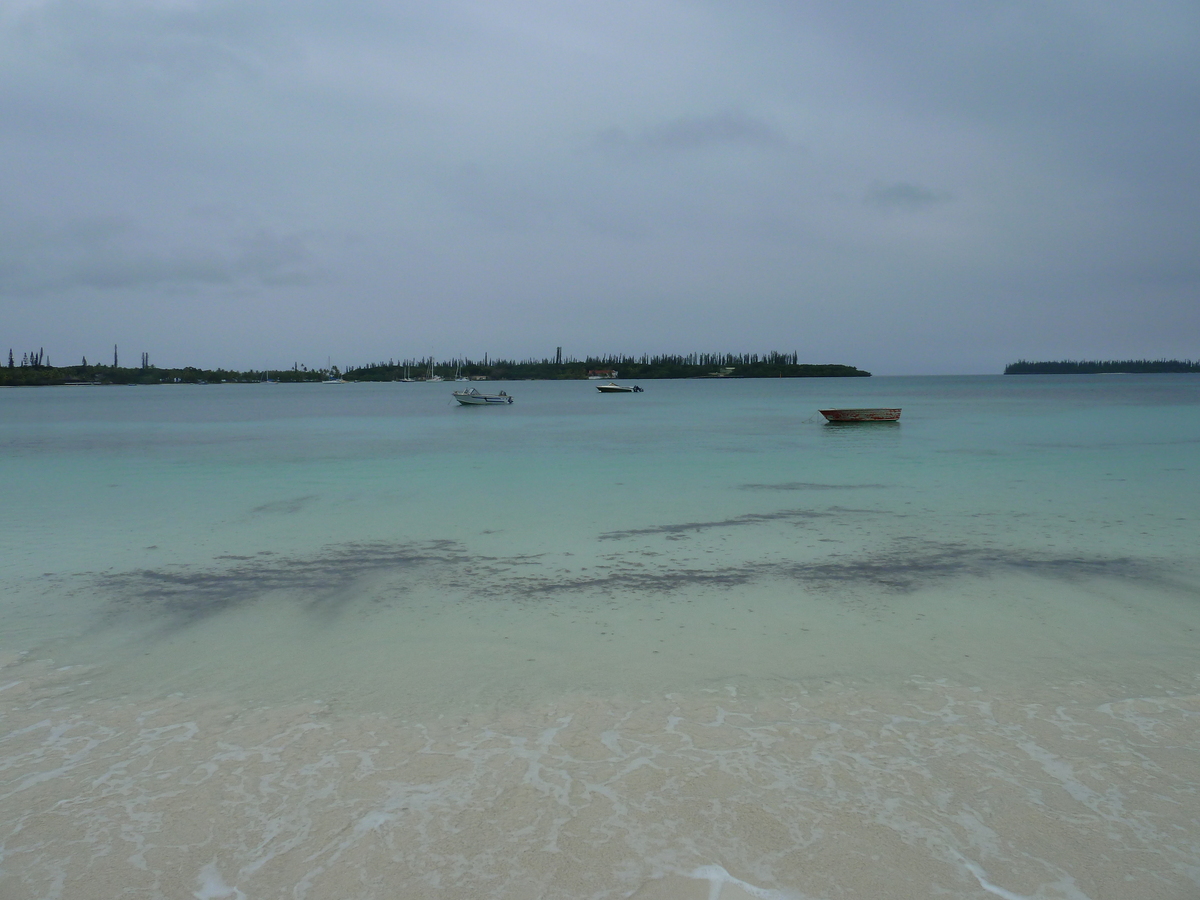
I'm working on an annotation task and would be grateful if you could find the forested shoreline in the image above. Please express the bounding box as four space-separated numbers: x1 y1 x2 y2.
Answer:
1004 359 1199 375
1 350 870 386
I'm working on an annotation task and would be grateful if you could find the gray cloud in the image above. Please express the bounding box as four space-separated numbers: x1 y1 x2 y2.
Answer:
0 220 321 295
2 1 1198 373
865 182 952 211
593 110 793 158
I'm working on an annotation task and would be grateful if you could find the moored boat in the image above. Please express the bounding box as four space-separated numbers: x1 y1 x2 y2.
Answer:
596 382 643 393
453 388 513 405
819 408 900 422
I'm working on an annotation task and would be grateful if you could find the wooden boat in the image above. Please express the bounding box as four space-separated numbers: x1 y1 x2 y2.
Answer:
453 388 513 405
596 382 643 393
819 408 900 422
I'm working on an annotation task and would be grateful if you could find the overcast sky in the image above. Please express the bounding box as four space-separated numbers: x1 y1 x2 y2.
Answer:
3 1 1198 374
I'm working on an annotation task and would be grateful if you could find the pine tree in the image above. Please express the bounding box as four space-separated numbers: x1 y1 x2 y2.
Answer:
7 349 12 368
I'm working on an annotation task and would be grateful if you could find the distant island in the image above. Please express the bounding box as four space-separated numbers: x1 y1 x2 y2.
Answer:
1 349 870 387
1004 359 1200 375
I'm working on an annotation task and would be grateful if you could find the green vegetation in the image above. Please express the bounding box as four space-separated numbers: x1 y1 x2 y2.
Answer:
0 349 331 386
1004 359 1200 375
1 349 869 386
349 352 869 382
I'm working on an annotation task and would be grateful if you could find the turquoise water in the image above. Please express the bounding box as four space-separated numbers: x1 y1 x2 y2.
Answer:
2 377 1199 899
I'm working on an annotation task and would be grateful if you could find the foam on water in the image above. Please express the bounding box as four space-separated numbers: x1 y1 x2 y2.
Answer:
3 657 1199 898
2 376 1200 897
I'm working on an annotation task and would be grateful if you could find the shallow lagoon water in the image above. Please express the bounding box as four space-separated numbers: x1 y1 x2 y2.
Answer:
2 376 1199 899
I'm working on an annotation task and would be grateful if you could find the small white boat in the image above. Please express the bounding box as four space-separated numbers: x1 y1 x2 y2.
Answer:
819 408 900 422
596 382 643 393
453 388 513 405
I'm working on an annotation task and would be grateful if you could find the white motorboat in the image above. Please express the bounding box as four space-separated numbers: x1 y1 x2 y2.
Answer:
596 382 643 393
453 388 513 405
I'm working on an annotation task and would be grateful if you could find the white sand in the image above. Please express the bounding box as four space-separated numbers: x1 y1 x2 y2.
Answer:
3 655 1197 900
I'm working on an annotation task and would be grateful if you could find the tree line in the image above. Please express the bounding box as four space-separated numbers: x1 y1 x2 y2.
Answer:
1004 359 1200 375
1 348 870 386
345 352 868 381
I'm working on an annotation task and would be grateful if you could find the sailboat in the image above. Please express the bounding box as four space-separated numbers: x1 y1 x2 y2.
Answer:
324 357 346 383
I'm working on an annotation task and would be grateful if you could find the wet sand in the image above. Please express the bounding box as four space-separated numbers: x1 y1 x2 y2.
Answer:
3 654 1197 900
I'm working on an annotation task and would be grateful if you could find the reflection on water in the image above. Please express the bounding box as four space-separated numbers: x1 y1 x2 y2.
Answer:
815 420 904 462
818 419 903 445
